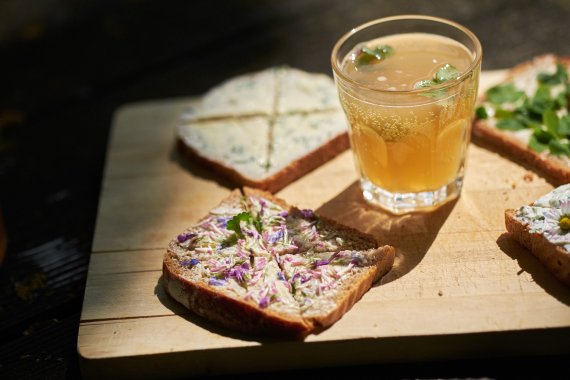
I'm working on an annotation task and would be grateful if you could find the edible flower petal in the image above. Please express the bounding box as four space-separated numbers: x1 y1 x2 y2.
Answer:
177 232 197 243
209 278 226 286
181 258 200 267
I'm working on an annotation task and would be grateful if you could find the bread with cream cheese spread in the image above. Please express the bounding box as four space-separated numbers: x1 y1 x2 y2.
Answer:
505 184 570 286
176 67 349 193
473 54 570 185
162 188 395 338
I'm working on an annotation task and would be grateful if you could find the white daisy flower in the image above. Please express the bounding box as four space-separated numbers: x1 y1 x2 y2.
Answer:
542 200 570 245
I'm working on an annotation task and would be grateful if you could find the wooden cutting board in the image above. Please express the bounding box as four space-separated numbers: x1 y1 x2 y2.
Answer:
78 71 570 379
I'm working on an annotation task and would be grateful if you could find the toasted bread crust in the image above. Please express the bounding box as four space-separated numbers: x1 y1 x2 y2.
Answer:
177 132 348 193
473 119 570 185
505 209 570 286
472 54 570 185
163 252 312 339
163 187 395 338
306 246 394 330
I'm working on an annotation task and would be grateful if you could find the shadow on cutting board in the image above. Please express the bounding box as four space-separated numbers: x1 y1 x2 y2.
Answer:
154 277 290 344
316 181 457 285
497 233 570 306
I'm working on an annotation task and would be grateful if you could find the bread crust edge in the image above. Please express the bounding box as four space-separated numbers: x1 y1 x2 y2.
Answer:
505 209 570 286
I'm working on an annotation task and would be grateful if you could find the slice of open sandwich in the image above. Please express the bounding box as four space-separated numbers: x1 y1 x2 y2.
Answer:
163 188 395 339
505 184 570 286
176 67 349 193
473 54 570 184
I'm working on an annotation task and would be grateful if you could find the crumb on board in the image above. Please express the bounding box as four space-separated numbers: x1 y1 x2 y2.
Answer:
438 290 443 296
523 172 534 182
511 183 516 189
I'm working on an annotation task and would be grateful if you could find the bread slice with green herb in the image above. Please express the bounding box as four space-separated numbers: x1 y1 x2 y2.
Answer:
176 67 349 193
473 54 570 184
162 188 395 338
505 184 570 286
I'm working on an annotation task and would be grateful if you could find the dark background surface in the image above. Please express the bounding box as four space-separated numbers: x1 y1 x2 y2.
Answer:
1 0 569 379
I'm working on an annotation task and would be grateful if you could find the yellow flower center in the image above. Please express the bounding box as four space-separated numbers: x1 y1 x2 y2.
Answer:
559 215 570 230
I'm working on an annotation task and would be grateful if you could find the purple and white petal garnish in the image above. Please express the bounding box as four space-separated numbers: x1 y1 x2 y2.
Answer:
259 296 270 308
180 258 200 267
177 232 197 243
209 278 226 286
217 216 232 228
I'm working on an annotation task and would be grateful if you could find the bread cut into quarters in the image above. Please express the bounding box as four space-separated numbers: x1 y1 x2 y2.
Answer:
162 188 395 338
473 54 570 184
176 67 349 193
505 184 570 286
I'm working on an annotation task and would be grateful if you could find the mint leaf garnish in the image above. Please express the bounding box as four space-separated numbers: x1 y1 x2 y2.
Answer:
226 211 262 238
529 134 549 153
559 115 570 136
543 109 560 138
475 106 488 119
226 212 250 236
414 79 437 88
538 63 569 85
486 83 525 104
496 118 526 131
481 60 570 158
355 45 394 66
548 139 570 156
434 63 460 83
413 63 461 98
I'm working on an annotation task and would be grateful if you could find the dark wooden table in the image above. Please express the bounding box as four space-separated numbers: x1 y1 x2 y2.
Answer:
1 1 569 378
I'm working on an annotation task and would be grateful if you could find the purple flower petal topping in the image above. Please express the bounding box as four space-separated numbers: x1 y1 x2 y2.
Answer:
259 296 270 308
300 209 315 219
208 278 226 286
228 263 249 283
268 228 284 244
181 258 200 267
177 232 197 243
314 259 330 268
217 216 232 228
277 272 286 281
279 211 289 218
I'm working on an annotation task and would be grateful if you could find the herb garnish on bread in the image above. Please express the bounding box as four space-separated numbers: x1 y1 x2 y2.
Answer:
505 184 570 286
162 188 395 338
473 54 570 184
177 67 349 193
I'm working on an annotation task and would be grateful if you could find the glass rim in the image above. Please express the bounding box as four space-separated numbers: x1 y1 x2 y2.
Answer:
330 14 483 94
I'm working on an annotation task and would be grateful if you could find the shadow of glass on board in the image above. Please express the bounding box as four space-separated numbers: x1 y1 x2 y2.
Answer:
154 276 294 344
316 181 458 285
169 140 236 189
496 233 570 306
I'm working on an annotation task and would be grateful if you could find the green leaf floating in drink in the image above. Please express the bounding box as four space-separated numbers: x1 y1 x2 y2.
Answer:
413 63 461 98
477 61 570 157
353 45 394 66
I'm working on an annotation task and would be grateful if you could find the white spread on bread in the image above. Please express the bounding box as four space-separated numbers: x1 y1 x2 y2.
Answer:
513 184 570 251
176 67 348 190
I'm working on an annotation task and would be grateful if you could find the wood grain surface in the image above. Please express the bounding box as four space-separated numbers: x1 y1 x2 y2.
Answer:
77 70 570 379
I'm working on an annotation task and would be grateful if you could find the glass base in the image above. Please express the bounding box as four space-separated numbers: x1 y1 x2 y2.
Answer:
361 177 463 214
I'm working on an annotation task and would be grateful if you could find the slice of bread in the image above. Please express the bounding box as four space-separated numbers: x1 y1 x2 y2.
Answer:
163 187 395 338
505 184 570 286
176 67 349 193
473 54 570 185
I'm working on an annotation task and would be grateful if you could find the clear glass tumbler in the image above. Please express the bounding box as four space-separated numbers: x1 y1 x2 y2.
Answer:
331 15 482 214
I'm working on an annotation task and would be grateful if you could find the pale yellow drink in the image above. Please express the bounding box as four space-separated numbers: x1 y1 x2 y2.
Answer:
332 17 481 213
340 33 477 193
